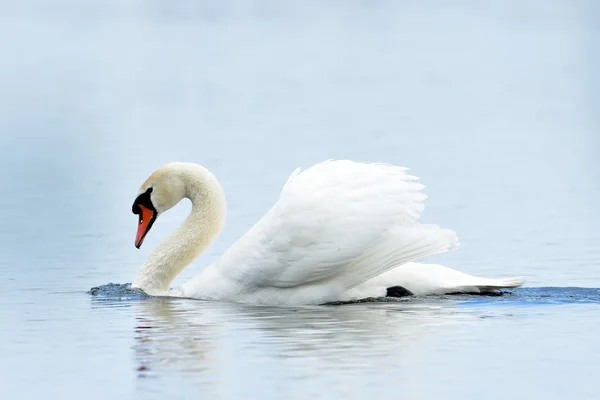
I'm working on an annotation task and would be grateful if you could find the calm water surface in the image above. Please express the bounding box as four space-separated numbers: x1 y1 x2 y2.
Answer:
1 1 599 399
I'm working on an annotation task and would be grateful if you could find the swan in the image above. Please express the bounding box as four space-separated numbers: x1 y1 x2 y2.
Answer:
131 160 525 305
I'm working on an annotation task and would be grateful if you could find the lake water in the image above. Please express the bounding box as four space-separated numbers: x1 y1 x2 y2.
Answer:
1 1 599 399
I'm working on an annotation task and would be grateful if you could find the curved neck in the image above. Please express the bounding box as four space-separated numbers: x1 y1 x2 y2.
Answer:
132 169 226 295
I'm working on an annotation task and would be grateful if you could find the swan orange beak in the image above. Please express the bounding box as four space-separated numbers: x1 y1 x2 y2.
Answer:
135 205 157 249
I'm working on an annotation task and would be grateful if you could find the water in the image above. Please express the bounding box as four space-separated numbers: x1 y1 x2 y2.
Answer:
1 0 599 398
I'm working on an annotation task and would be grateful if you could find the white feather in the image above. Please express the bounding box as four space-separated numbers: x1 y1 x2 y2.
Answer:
342 262 527 301
201 160 459 303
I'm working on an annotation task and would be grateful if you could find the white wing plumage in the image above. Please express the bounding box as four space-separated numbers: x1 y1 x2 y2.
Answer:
214 160 458 294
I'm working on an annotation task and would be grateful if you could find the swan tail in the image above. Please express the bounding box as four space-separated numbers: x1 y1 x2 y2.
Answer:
462 276 527 294
341 263 527 301
341 225 459 289
373 262 527 295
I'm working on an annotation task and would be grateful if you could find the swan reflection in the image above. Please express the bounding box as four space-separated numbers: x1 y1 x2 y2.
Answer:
129 297 481 380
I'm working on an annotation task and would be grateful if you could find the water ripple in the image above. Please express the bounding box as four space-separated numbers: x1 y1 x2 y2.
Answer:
88 284 600 305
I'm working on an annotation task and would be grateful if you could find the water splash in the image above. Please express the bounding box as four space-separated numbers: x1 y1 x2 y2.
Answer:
88 283 150 300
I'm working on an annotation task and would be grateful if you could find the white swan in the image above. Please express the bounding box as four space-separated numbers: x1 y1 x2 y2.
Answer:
131 160 525 305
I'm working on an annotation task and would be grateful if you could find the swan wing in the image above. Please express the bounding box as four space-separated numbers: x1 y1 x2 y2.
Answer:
214 160 458 292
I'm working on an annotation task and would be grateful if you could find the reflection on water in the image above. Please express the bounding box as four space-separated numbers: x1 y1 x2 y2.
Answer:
125 296 479 397
88 291 600 399
132 300 219 377
2 0 600 399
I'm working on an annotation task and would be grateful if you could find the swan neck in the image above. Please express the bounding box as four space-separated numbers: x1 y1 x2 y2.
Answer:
133 169 226 295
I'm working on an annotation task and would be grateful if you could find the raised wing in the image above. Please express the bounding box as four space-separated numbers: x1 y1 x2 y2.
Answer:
214 160 458 292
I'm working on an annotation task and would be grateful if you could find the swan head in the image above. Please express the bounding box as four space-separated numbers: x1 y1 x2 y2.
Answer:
132 164 187 248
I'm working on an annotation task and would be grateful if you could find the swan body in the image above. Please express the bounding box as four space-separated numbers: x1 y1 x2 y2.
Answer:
131 160 525 305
